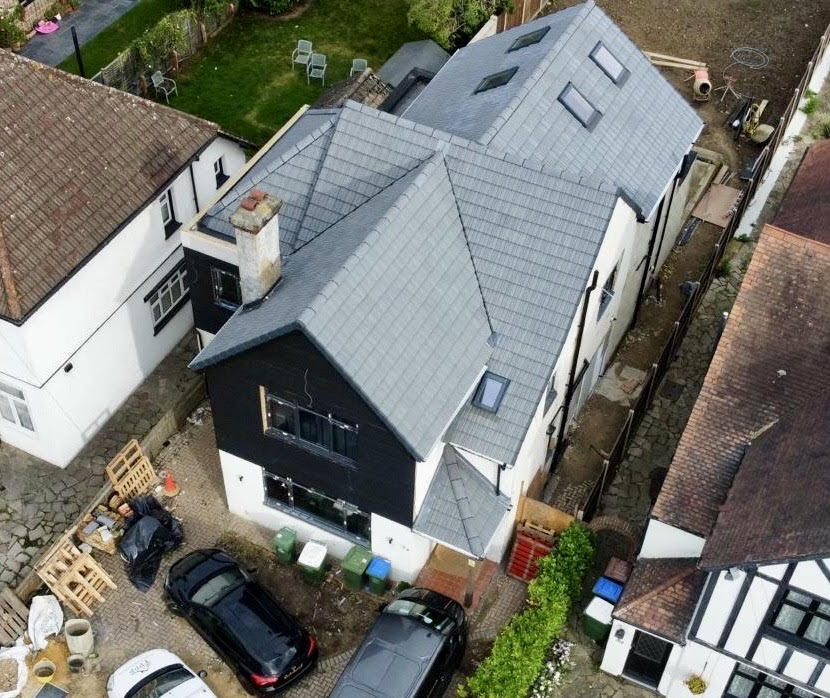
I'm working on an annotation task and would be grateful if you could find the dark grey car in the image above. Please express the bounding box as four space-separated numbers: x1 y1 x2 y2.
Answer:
328 587 467 698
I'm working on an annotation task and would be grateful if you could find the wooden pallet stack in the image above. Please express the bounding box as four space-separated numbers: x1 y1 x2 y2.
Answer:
106 438 159 500
0 588 29 645
506 496 574 583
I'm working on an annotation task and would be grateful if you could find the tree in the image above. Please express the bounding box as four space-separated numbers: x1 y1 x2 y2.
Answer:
407 0 513 50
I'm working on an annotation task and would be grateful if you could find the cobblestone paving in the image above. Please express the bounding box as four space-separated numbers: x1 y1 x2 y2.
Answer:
0 335 200 589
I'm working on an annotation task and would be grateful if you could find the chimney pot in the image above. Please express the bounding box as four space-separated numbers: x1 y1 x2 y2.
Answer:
240 196 257 211
250 188 266 202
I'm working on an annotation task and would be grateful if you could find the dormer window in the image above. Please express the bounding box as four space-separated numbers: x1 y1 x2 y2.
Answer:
590 42 629 85
472 372 509 413
508 26 550 52
558 82 601 129
474 67 519 94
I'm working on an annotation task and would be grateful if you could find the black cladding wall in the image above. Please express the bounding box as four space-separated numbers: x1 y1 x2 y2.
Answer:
184 247 238 335
205 330 417 528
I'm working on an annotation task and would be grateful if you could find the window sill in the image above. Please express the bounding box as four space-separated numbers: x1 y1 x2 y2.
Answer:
264 427 357 469
215 173 229 189
263 496 369 547
152 292 190 336
164 219 181 239
214 299 240 312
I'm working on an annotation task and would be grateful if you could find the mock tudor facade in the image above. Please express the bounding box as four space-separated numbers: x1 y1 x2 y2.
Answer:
0 51 245 467
182 1 706 581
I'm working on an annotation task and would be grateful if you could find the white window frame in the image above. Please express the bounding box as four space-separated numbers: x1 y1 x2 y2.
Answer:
158 188 178 237
148 263 189 332
0 380 35 432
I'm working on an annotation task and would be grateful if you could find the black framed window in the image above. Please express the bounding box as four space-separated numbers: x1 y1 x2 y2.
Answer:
507 26 550 52
590 42 629 85
263 474 371 543
264 392 358 463
474 67 519 94
558 82 601 129
598 264 618 318
214 157 229 188
472 371 510 413
770 589 830 651
725 665 815 698
159 188 180 238
211 267 242 310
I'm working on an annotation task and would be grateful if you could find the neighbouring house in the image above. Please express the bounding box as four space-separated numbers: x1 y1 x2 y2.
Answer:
0 51 246 467
601 145 830 697
182 0 704 582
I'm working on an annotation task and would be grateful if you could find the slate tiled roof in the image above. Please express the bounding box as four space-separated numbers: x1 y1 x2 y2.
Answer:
0 50 218 322
773 140 830 245
652 225 830 538
378 39 451 87
413 445 511 557
402 0 702 218
700 394 830 569
614 558 706 644
192 101 618 463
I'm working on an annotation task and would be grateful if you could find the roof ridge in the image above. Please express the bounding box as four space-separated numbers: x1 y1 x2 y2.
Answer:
0 218 22 319
615 560 699 616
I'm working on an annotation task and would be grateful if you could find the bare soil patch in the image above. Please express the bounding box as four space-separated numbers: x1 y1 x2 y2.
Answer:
0 660 17 692
217 532 383 657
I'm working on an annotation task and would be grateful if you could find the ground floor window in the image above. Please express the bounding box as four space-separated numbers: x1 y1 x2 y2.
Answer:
146 262 190 334
0 380 34 431
725 665 816 697
263 473 370 543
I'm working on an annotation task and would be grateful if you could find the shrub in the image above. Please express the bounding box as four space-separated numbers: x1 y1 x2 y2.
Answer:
685 675 707 694
801 89 819 114
715 258 732 278
407 0 513 50
239 0 299 16
0 6 24 49
187 0 229 18
458 523 595 698
133 10 193 70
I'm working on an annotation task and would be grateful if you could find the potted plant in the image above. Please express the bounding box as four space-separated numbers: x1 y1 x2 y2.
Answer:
685 675 707 695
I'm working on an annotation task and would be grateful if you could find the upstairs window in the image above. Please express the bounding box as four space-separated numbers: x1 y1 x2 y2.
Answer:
159 188 179 238
472 372 509 413
214 157 229 188
725 666 814 698
590 42 629 85
211 267 242 310
474 67 519 94
0 380 34 431
770 589 830 651
558 82 601 129
508 26 550 52
147 262 189 334
264 392 358 462
598 264 618 318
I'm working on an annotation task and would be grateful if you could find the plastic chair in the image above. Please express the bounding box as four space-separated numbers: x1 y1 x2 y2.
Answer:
151 71 177 104
350 58 368 78
307 53 327 85
292 39 312 71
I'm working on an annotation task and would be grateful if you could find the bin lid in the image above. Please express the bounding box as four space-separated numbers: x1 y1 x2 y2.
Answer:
298 541 328 569
585 596 614 625
367 556 391 579
342 545 372 574
592 576 624 604
275 527 296 542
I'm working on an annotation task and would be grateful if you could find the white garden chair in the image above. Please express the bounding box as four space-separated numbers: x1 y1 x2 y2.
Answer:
349 58 368 78
307 53 327 85
292 39 312 71
151 71 177 103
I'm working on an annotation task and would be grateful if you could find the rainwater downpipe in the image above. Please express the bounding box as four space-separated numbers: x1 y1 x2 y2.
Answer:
554 270 599 463
631 195 666 327
495 462 507 497
188 160 200 213
649 175 680 291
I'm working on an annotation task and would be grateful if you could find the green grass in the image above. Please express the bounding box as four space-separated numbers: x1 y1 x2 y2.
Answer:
58 0 179 76
171 0 425 144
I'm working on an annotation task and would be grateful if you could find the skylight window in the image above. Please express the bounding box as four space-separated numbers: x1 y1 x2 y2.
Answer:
507 26 550 52
472 372 510 413
558 83 601 129
590 42 629 85
474 67 519 94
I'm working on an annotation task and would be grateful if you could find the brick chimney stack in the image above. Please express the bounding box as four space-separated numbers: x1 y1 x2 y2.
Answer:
230 188 283 305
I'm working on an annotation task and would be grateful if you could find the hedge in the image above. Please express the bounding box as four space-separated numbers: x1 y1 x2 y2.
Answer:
458 523 595 698
406 0 512 50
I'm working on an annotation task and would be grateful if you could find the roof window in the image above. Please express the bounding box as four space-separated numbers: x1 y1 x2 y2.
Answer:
507 26 550 52
558 82 601 129
590 42 629 85
474 67 519 94
472 372 510 413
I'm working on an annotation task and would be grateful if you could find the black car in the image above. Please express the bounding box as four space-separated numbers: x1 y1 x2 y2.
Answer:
164 548 317 695
328 587 466 698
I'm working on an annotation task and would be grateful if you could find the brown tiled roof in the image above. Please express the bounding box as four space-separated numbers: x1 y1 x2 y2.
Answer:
613 557 705 644
700 394 830 569
313 70 392 109
0 51 218 322
652 225 830 537
773 141 830 244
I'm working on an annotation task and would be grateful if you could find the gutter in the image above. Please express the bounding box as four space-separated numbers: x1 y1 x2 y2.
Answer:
553 270 599 463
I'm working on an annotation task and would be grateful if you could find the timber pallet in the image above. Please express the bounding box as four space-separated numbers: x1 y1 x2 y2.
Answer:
106 438 159 500
0 588 28 645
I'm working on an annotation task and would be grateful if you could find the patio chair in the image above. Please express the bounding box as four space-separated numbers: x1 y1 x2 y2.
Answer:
151 71 177 104
349 58 368 78
307 53 327 85
292 39 312 71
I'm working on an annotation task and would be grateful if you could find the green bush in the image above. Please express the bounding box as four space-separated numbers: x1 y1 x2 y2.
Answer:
407 0 513 50
458 523 595 698
239 0 299 16
0 5 24 49
187 0 229 18
133 9 193 69
801 89 819 114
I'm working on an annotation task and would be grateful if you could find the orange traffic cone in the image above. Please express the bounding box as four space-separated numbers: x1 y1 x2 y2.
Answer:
162 469 180 497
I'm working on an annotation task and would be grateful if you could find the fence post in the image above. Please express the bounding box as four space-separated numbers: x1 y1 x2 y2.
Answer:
171 50 180 73
623 409 635 451
200 21 208 45
646 363 658 408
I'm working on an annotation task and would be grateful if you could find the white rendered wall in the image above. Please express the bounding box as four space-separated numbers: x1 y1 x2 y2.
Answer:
639 518 706 559
659 642 736 697
723 576 778 657
0 137 244 466
791 559 830 600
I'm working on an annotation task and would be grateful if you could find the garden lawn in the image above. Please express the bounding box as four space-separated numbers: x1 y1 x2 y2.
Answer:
58 0 179 76
172 0 425 145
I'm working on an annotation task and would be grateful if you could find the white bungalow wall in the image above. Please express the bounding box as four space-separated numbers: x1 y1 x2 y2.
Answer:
0 137 245 467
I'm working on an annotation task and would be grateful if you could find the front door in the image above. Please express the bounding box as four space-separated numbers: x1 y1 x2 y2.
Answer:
622 630 673 688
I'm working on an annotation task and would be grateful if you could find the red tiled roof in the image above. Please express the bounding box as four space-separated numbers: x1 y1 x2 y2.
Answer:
773 141 830 244
0 51 218 321
613 557 705 644
652 225 830 537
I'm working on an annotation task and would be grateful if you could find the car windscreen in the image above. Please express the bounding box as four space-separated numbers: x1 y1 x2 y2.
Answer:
383 600 455 633
191 568 245 607
125 664 194 698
